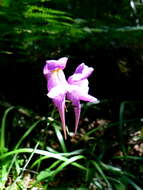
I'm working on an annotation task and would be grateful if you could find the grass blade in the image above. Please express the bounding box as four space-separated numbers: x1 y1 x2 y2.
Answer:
0 106 14 154
0 148 87 171
36 155 86 183
91 160 112 189
124 176 142 190
14 120 42 149
53 124 67 153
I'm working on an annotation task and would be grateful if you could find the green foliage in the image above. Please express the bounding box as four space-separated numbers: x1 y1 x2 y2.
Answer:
0 101 143 189
1 0 143 63
0 104 87 189
0 0 73 59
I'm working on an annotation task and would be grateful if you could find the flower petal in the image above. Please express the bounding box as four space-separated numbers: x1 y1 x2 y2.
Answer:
47 85 67 98
67 84 98 134
69 79 89 93
47 69 68 91
68 63 94 83
53 95 67 139
46 57 68 71
68 84 97 102
72 100 81 134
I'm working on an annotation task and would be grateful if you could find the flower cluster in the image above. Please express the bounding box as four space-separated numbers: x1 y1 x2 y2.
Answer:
43 57 98 139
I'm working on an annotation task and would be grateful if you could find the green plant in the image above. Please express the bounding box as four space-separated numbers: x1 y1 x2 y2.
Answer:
0 100 143 189
0 105 87 189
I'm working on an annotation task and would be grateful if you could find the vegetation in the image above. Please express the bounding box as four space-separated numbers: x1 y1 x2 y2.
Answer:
0 101 143 189
0 0 143 189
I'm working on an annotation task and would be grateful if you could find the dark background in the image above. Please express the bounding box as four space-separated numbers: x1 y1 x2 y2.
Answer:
0 0 143 114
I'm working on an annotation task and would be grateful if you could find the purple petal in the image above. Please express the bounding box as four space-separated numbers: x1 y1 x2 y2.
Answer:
67 84 98 134
68 85 97 103
73 100 81 134
43 62 50 75
45 57 68 72
47 69 68 91
47 85 67 98
69 79 89 93
53 95 67 139
68 63 94 84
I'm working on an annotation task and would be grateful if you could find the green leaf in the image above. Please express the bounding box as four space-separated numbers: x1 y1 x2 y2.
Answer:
0 106 15 155
91 161 112 189
14 120 42 149
53 124 67 153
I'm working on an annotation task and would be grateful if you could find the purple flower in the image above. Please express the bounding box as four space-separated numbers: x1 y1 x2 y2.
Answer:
43 57 68 139
43 58 98 139
67 63 98 133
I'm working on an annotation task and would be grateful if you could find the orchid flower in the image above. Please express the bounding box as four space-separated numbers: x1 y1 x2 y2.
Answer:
67 63 98 133
43 57 98 139
43 57 68 139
